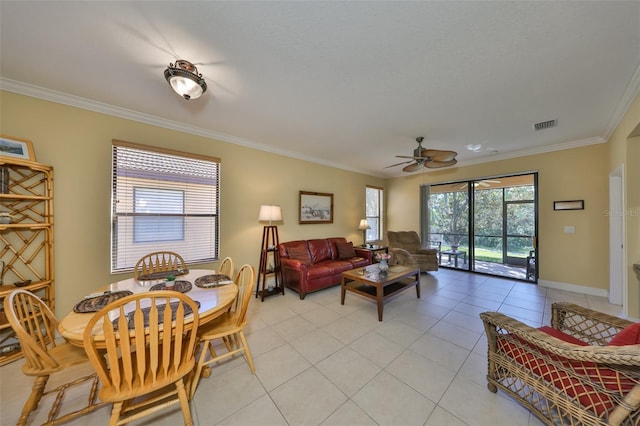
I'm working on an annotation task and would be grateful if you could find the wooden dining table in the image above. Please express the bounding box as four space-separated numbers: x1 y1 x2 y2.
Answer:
58 269 238 347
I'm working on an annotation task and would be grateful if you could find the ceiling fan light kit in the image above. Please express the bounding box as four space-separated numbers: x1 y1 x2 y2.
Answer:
387 137 458 172
164 60 207 100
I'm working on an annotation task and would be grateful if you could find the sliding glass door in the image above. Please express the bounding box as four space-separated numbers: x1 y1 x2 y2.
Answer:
426 182 470 270
425 173 537 280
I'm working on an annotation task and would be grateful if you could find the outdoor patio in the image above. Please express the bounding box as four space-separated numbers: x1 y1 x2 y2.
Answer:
439 258 529 281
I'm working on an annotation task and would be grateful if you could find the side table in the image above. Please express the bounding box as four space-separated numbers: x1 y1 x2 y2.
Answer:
439 250 467 267
359 245 389 262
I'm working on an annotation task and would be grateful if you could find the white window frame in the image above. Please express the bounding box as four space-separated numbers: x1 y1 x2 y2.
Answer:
111 140 220 273
365 185 384 242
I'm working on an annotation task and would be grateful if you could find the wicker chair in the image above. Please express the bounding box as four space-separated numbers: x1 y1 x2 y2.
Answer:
480 302 640 425
4 289 104 426
83 291 200 426
133 251 187 281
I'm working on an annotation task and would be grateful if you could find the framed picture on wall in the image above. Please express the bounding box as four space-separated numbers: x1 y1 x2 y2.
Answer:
0 135 36 161
299 191 333 224
553 200 584 211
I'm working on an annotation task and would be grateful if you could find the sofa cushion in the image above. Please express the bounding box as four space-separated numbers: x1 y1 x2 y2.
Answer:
608 322 640 346
336 242 356 259
307 263 335 279
308 239 332 264
287 242 311 264
326 260 353 274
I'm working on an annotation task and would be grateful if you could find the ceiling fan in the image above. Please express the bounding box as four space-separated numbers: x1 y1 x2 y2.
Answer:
386 137 458 172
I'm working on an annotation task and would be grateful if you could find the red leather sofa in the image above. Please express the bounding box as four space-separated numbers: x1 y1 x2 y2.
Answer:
278 237 373 299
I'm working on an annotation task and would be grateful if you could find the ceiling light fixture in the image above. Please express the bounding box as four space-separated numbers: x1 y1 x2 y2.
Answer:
164 60 207 100
465 144 482 152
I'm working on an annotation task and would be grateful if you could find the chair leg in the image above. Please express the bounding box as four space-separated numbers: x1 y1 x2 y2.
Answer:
208 341 218 358
17 375 49 426
238 331 256 374
222 336 233 351
176 379 194 426
109 401 123 426
190 341 210 400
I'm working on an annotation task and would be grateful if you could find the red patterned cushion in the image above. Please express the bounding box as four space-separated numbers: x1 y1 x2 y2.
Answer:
609 323 640 346
538 326 589 346
336 242 356 259
497 326 637 416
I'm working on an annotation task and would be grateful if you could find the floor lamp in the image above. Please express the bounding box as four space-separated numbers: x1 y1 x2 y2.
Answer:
358 219 370 247
256 205 284 300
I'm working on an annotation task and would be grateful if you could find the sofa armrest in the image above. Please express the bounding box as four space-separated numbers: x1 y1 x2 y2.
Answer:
280 257 309 271
551 302 633 345
354 248 373 263
416 248 437 255
388 247 411 265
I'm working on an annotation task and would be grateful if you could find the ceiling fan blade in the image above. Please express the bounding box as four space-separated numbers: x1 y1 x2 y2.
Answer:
385 160 413 168
422 149 458 162
395 155 419 159
402 162 424 172
425 159 458 169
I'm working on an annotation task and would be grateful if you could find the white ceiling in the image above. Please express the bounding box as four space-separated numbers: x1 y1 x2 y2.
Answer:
1 1 639 177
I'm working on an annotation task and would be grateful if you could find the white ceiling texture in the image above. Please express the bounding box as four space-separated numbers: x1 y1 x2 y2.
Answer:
1 1 639 177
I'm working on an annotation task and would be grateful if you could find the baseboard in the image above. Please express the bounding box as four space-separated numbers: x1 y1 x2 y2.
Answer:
538 279 609 298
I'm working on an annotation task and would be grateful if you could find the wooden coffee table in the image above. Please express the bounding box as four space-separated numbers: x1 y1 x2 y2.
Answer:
341 265 420 321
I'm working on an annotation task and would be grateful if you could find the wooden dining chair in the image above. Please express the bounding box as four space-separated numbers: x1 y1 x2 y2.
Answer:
190 264 256 399
4 289 104 426
133 251 187 281
219 256 234 278
83 291 200 426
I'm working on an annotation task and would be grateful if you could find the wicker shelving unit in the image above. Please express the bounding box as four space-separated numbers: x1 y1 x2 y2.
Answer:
0 156 54 366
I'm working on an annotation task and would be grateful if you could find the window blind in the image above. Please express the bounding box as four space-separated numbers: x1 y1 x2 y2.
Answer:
111 141 220 273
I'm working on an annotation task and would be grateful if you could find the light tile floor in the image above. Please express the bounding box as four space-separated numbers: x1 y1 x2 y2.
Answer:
0 268 625 426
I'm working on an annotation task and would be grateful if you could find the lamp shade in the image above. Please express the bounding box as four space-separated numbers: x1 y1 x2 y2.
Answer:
358 219 370 230
258 205 282 224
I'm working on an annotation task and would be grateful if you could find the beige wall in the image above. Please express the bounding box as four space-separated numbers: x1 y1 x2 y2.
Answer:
0 91 384 316
2 89 638 318
607 93 640 318
387 93 640 318
388 144 611 292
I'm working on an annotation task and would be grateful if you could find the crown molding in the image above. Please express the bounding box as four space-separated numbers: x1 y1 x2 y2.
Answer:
1 75 629 179
456 136 606 168
0 78 384 178
604 61 640 139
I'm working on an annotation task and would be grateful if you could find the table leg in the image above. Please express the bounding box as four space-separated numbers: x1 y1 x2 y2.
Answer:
341 277 346 305
377 284 383 321
454 254 458 267
415 271 421 298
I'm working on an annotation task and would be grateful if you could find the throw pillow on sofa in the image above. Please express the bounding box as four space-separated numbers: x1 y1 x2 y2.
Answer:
336 242 356 259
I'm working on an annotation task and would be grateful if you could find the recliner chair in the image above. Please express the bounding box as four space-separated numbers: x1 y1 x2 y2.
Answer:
387 231 439 272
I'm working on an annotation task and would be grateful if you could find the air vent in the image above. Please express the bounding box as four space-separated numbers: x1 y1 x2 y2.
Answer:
533 119 557 131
